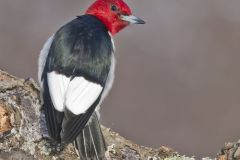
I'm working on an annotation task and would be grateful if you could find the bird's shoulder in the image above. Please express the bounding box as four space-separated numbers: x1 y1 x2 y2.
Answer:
56 15 111 43
45 15 114 85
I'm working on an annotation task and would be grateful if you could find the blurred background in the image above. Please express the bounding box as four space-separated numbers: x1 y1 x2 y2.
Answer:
1 0 240 158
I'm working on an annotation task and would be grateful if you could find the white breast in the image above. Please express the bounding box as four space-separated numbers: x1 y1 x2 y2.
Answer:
101 32 116 102
95 34 116 115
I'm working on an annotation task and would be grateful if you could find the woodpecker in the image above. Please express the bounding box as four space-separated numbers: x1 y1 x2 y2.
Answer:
38 0 145 159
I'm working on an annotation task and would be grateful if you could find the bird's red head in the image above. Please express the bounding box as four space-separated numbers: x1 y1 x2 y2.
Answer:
86 0 145 35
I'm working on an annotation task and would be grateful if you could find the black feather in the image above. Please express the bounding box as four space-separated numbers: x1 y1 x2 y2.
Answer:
43 77 64 142
44 15 113 86
60 92 102 144
74 112 107 160
41 15 113 150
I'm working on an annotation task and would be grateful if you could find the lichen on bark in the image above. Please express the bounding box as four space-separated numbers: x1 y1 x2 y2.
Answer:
0 69 239 160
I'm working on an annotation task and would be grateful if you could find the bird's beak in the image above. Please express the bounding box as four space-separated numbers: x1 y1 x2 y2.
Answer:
120 15 145 24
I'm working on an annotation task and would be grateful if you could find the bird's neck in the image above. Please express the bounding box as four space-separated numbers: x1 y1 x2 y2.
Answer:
86 13 128 35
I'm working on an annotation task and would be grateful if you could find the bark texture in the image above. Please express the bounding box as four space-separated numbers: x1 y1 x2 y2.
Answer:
0 69 239 160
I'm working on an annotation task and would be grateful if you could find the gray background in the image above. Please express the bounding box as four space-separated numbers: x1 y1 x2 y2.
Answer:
1 0 240 158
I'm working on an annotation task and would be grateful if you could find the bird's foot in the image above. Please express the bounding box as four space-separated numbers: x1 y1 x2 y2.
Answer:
43 139 65 155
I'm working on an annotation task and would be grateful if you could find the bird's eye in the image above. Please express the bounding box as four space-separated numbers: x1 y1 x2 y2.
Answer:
111 5 118 12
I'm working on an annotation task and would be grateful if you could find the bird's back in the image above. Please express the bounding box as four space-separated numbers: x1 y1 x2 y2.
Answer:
43 15 113 85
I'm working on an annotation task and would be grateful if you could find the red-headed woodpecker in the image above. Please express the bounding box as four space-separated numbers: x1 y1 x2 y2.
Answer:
38 0 145 159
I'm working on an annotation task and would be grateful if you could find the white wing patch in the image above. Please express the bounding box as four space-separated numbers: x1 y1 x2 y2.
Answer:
47 72 70 112
65 77 103 115
47 72 103 115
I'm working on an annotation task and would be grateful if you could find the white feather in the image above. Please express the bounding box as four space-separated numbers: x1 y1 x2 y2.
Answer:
95 34 116 116
47 72 103 115
65 76 103 115
102 33 116 101
101 54 115 102
47 72 70 112
108 32 116 52
38 35 54 89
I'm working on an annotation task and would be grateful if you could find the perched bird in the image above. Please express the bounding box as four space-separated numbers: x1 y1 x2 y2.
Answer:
38 0 145 159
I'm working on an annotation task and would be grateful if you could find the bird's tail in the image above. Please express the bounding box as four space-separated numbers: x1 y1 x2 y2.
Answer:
74 112 107 160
